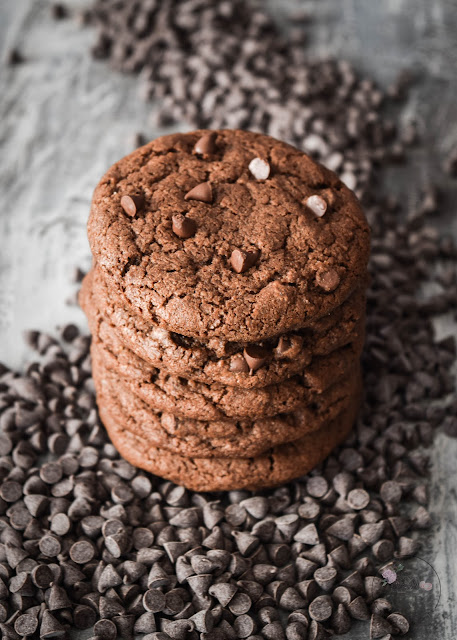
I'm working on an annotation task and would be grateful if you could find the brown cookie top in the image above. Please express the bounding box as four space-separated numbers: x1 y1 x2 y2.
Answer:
94 359 361 459
80 268 366 389
91 321 363 420
88 129 370 341
100 391 360 491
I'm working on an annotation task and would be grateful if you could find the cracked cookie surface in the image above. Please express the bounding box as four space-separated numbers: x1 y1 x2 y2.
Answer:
87 129 370 342
91 318 363 420
100 391 361 491
80 267 366 389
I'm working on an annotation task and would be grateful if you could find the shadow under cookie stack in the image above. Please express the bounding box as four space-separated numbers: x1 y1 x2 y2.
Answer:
80 129 370 491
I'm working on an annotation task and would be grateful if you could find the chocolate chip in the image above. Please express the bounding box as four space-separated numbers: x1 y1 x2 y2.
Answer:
347 595 370 620
387 612 409 635
40 610 65 639
262 620 285 640
346 488 370 510
370 614 393 638
396 536 420 557
307 476 328 499
74 605 97 629
0 481 22 502
228 592 252 615
330 603 351 635
172 214 197 239
325 518 354 541
193 132 217 156
242 345 269 373
120 194 145 217
94 618 117 640
229 354 249 374
31 564 54 588
313 567 337 591
40 462 63 485
275 335 303 360
39 535 61 557
184 182 212 203
306 195 327 217
70 540 95 563
230 248 260 274
209 583 237 607
380 481 402 504
315 269 340 292
294 523 319 545
309 595 333 621
143 589 166 613
249 157 270 180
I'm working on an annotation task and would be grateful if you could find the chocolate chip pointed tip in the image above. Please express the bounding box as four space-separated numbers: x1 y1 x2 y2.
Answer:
193 132 217 156
184 181 213 203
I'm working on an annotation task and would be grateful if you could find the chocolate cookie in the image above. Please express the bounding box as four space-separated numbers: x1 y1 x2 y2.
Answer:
94 354 361 458
81 268 366 389
87 129 370 342
99 393 361 491
91 325 363 420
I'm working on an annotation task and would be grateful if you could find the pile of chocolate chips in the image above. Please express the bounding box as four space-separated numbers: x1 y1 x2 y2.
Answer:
1 0 456 638
82 0 420 202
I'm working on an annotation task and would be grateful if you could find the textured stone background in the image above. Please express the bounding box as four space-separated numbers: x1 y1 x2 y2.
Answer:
0 1 456 637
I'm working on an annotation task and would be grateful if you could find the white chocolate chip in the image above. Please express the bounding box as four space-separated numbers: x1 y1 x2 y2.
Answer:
306 194 327 217
249 157 270 180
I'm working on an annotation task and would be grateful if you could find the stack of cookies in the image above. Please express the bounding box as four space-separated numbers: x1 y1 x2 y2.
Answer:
80 129 370 491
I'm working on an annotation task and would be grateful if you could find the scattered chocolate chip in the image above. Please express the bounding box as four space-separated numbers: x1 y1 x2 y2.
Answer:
193 132 217 156
39 535 62 557
0 481 22 502
94 618 117 640
120 194 145 217
184 182 212 203
309 595 333 622
70 540 95 564
31 564 54 589
345 488 369 510
249 157 270 180
387 612 409 634
40 610 65 639
370 613 393 638
143 589 166 613
230 248 260 274
347 595 370 620
313 567 337 592
172 214 197 239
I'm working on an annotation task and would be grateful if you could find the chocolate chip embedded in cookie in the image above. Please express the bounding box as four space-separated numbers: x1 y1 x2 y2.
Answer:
87 129 370 342
80 267 367 389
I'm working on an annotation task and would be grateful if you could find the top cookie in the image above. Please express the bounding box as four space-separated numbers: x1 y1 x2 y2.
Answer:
88 129 370 341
